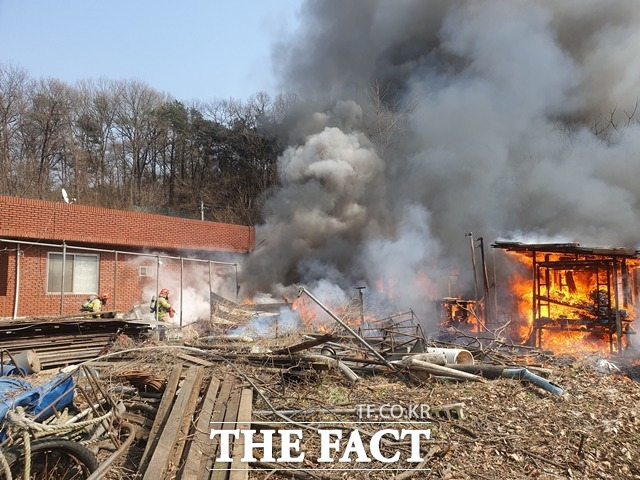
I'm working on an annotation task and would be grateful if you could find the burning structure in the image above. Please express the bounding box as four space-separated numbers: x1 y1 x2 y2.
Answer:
493 242 640 353
436 298 484 333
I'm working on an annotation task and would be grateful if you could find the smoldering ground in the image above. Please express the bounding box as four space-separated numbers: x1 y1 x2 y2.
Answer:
241 0 640 325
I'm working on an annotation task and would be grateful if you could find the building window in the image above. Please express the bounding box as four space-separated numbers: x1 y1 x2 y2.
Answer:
139 266 153 277
47 253 99 294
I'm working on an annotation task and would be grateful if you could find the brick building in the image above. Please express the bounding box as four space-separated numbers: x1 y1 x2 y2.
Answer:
0 195 255 318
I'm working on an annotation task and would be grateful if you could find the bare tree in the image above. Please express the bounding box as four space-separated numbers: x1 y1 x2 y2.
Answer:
363 81 413 156
72 79 122 205
112 80 166 206
0 63 30 195
17 78 76 198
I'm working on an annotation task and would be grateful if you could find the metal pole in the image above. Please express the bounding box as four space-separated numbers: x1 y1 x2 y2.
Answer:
208 260 213 321
12 244 20 319
356 286 366 326
478 237 491 327
200 200 204 221
113 251 118 310
298 286 399 371
235 264 239 298
60 241 67 315
155 255 160 322
465 233 479 301
180 257 184 328
492 247 499 324
532 251 538 348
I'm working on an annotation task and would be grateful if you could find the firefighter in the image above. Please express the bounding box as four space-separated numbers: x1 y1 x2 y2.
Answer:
81 293 110 313
156 288 173 322
80 293 110 318
153 288 173 341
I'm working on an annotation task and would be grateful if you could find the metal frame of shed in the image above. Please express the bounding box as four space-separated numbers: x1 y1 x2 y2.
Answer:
492 242 640 353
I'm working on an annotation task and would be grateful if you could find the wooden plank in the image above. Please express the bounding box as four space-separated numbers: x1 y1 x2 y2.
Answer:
179 376 221 480
198 373 236 480
228 387 253 480
136 363 183 477
177 352 216 367
144 366 204 480
210 381 243 480
166 367 206 478
270 333 337 355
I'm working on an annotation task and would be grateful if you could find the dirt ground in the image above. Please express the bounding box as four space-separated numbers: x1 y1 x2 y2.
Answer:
96 335 640 480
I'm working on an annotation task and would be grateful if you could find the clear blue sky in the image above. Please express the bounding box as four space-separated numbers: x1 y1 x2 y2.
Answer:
0 0 301 102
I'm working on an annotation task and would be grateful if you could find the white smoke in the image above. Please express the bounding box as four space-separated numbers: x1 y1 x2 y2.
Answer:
126 252 239 326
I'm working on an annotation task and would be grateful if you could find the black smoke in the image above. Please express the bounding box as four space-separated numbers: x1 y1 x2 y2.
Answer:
242 0 640 323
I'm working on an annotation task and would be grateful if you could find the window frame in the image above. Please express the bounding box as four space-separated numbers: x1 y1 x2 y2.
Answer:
46 252 100 295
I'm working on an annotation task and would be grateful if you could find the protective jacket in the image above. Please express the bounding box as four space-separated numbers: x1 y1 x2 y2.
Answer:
81 295 102 313
157 295 171 321
87 298 102 313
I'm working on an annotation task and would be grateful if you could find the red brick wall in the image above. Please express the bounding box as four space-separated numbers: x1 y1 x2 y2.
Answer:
0 195 254 318
0 195 255 253
0 245 153 317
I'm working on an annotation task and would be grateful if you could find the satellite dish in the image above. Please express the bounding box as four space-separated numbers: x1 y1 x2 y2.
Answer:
61 188 76 204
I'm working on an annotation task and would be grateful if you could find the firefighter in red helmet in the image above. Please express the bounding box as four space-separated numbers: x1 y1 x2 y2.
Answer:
156 288 173 322
81 292 110 313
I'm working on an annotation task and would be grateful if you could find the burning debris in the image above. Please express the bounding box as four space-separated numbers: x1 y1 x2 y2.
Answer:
493 242 640 354
0 281 639 479
436 298 483 332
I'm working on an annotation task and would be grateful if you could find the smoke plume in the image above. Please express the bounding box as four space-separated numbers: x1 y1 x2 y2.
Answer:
242 0 640 323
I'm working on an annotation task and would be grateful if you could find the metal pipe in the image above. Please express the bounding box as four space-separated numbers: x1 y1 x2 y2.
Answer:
12 244 20 319
85 422 137 480
465 232 479 301
492 247 499 324
235 264 240 298
208 260 213 321
180 256 184 327
356 286 366 327
155 255 160 322
501 368 564 396
478 237 491 326
531 250 538 347
60 241 66 315
113 251 118 309
297 286 399 372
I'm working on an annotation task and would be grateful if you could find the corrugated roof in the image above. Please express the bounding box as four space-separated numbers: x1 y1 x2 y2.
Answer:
491 241 640 258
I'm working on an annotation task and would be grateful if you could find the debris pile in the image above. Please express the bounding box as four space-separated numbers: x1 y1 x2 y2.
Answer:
0 314 150 368
0 293 639 480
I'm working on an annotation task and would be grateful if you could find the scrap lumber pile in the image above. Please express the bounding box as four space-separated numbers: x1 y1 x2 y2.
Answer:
123 360 253 480
0 332 637 479
0 314 150 368
67 329 637 480
1 304 640 479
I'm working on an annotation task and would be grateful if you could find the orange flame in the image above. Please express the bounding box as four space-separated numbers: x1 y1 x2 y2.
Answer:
505 251 638 354
291 295 364 333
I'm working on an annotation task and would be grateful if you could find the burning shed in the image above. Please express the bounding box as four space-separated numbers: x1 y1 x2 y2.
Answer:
492 242 640 353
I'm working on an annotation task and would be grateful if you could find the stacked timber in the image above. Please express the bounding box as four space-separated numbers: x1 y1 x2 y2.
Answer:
137 364 252 480
0 314 151 368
